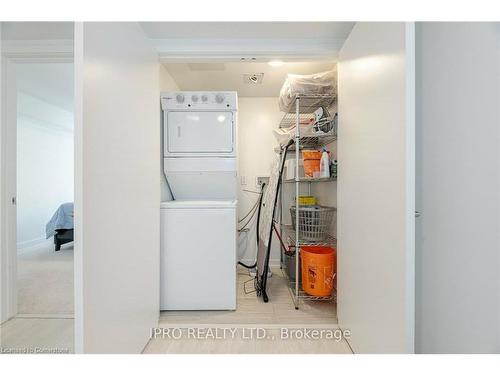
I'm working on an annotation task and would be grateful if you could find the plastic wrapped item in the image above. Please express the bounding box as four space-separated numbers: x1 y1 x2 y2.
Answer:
272 118 316 146
279 70 337 112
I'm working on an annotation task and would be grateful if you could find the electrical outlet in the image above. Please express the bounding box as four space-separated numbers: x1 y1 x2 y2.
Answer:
256 176 269 188
240 175 247 185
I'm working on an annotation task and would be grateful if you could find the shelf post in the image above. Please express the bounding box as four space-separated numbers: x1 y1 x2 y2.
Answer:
294 97 300 309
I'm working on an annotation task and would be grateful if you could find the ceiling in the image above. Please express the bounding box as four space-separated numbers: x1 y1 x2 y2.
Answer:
163 61 336 97
142 22 355 62
141 22 354 39
1 22 73 40
16 63 74 112
0 21 352 41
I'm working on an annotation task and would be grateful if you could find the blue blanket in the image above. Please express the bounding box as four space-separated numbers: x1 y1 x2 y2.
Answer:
46 202 74 239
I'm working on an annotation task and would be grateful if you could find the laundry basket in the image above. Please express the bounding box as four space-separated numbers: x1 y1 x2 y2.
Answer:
290 205 336 242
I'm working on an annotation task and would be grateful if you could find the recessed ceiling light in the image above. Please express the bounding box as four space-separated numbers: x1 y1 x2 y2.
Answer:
268 60 285 67
243 73 264 84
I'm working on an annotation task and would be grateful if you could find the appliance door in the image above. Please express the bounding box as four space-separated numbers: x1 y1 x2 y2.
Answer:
165 111 234 156
160 203 237 310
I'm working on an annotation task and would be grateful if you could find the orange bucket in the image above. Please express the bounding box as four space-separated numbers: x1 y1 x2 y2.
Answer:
301 246 336 297
302 150 322 177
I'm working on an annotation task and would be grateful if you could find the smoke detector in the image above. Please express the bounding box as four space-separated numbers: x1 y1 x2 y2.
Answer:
243 73 264 84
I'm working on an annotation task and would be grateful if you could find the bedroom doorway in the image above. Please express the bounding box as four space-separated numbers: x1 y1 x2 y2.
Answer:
15 62 74 317
0 22 75 353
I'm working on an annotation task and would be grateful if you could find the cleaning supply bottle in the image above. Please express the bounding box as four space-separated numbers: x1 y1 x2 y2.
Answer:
319 149 330 178
331 159 338 179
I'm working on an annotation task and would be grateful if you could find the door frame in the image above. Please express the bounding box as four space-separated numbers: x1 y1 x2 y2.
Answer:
0 38 73 323
157 22 415 352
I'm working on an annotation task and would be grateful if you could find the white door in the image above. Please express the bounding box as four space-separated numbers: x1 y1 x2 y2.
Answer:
165 111 234 155
415 23 500 353
337 22 415 353
74 22 160 353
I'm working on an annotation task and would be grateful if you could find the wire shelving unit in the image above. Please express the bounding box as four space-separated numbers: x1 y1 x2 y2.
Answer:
278 94 338 309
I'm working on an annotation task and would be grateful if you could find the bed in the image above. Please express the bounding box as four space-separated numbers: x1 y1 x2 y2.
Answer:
46 202 74 251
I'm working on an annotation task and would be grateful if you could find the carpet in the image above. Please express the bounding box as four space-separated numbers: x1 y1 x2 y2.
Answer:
17 240 74 315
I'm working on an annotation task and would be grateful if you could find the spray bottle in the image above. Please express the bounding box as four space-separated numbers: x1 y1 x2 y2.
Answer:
319 148 330 178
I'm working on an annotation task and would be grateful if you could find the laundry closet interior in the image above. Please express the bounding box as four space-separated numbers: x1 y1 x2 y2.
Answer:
155 22 353 328
159 58 339 324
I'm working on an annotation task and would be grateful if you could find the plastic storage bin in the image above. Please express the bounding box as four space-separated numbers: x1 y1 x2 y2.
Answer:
283 252 300 283
298 196 317 206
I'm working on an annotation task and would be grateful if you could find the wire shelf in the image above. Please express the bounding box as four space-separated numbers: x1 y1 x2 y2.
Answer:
280 94 336 117
281 268 337 303
282 224 337 248
289 132 337 151
274 132 337 153
283 176 337 183
279 95 336 128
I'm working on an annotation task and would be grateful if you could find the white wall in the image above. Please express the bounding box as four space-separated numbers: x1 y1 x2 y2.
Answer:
159 65 179 202
337 22 415 353
237 97 283 265
16 92 73 248
74 22 159 354
416 22 500 353
0 27 6 323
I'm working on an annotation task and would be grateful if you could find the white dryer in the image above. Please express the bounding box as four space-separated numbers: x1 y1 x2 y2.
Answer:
160 91 238 311
161 91 237 201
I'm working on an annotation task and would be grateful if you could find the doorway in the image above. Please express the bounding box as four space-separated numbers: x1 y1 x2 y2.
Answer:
0 22 75 354
16 62 74 317
149 59 343 354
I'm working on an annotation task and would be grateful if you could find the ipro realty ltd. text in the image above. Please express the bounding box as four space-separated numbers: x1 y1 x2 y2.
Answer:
150 327 350 341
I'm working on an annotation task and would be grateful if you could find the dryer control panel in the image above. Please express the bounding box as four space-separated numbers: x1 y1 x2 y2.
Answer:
161 91 238 111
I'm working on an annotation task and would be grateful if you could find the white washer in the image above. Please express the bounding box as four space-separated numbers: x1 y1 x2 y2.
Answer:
160 200 237 310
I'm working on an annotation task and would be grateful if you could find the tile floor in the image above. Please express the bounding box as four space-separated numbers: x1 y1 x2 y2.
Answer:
0 317 74 354
157 266 338 325
143 266 351 354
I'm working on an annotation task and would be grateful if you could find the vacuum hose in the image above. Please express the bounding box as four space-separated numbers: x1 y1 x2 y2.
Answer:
237 182 266 269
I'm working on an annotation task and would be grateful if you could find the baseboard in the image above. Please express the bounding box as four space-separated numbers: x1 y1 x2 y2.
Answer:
15 313 74 319
239 258 281 268
17 238 50 253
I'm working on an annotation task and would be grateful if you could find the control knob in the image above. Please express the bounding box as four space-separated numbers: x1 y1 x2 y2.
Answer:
176 94 185 103
215 94 225 104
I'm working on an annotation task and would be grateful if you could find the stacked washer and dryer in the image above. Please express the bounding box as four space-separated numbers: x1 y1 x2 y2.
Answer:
160 91 238 310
